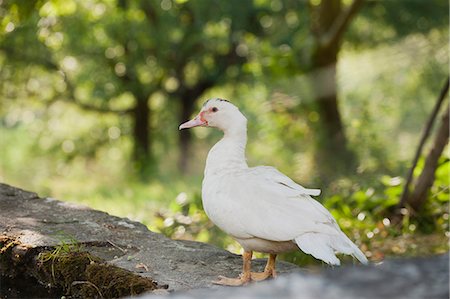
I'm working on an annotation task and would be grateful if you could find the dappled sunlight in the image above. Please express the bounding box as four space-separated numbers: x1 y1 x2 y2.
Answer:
56 200 91 210
16 229 52 246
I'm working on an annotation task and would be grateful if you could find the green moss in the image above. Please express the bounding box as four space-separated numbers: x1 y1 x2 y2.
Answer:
37 250 159 298
82 263 158 298
37 251 99 291
2 236 161 298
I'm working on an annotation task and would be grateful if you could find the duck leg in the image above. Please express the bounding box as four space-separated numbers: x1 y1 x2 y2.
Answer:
213 251 252 286
251 254 277 281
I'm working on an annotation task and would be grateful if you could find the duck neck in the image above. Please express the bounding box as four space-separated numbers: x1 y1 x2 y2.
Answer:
205 125 248 177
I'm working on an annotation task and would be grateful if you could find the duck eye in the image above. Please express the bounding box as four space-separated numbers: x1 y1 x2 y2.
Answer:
212 107 218 112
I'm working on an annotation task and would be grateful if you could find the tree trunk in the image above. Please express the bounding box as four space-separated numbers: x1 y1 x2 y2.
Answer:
309 0 358 178
132 97 152 176
176 79 216 173
398 77 449 208
178 96 195 173
311 59 356 173
408 105 449 212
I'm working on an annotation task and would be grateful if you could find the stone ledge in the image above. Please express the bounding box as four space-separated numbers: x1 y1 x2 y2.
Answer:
0 183 299 296
139 254 449 299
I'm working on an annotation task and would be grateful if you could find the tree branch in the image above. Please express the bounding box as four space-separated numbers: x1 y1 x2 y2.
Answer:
318 0 364 49
397 77 449 209
407 104 449 212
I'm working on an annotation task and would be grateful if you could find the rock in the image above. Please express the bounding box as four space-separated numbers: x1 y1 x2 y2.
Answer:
138 254 449 299
1 183 448 299
0 183 299 295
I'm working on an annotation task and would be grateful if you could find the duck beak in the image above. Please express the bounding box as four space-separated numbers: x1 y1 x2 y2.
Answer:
179 114 207 130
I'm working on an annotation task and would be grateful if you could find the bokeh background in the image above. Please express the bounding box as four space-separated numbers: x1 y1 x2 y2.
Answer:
1 0 448 266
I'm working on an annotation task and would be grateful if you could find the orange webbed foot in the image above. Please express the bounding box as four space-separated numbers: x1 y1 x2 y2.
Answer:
212 274 251 286
250 268 277 281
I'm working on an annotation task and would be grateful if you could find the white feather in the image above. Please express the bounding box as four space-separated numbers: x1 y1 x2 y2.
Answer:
295 232 368 265
251 166 321 196
197 99 368 265
295 233 341 265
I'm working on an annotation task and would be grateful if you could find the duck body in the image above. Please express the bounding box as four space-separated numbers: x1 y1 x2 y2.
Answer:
201 134 299 253
179 98 367 285
203 166 300 254
202 125 365 264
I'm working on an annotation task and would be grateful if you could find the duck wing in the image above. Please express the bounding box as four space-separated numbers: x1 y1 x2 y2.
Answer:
250 166 321 196
230 167 337 241
227 167 367 265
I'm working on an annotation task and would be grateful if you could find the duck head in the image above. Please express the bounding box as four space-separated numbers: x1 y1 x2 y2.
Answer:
179 98 247 133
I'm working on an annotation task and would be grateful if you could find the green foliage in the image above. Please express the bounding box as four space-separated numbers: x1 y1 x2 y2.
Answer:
348 0 449 48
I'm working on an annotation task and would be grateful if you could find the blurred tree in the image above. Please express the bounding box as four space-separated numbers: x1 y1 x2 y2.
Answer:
161 1 263 172
259 0 447 180
1 0 447 181
398 79 449 213
408 104 449 212
307 0 363 176
0 0 264 176
250 0 364 178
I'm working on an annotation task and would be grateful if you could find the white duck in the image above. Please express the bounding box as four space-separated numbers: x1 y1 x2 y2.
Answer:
179 98 368 286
